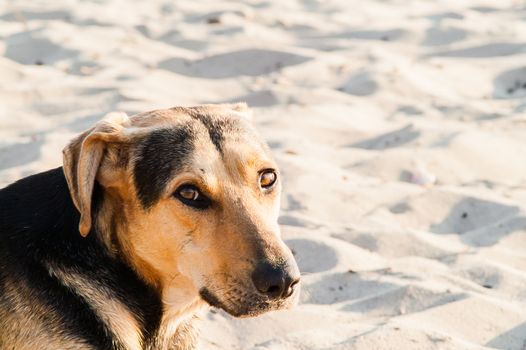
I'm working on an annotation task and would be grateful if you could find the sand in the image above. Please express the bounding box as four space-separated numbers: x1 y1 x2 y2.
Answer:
1 0 526 349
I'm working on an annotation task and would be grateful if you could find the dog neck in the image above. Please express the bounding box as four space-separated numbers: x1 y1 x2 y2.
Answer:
154 293 206 349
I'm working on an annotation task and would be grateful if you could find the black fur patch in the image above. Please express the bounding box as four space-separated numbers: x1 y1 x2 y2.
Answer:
0 168 163 348
133 126 195 208
199 287 223 310
187 111 240 154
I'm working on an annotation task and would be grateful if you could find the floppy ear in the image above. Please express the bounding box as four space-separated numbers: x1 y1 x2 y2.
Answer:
62 112 130 237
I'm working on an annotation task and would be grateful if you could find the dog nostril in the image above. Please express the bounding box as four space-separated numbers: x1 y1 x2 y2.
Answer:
267 285 281 296
284 277 300 298
251 263 300 299
251 263 287 299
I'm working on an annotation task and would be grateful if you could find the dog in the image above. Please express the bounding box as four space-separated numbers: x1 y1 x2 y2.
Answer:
0 103 300 350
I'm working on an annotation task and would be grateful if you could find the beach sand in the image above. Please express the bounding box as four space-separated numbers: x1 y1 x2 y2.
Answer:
1 0 526 348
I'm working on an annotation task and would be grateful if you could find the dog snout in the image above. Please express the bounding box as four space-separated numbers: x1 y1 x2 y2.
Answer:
251 262 300 299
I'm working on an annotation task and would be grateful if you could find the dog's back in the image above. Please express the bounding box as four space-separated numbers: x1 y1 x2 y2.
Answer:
0 168 162 349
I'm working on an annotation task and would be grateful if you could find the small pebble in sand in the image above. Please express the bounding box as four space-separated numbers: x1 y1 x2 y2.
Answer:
207 17 221 24
407 162 436 187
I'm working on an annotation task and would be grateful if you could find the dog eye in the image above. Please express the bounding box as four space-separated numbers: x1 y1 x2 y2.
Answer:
259 169 277 189
174 185 211 209
179 186 199 200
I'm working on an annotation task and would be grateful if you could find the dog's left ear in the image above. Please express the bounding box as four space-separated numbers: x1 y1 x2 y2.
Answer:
63 112 130 237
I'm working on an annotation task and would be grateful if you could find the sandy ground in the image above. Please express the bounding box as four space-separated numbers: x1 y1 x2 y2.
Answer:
2 0 526 349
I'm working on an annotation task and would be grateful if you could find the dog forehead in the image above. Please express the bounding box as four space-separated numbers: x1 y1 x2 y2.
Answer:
130 107 263 208
133 125 196 208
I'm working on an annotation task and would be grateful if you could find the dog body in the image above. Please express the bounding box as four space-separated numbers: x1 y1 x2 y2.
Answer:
0 104 300 349
0 167 180 350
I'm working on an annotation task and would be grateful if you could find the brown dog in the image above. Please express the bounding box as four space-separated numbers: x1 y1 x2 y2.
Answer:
0 103 300 349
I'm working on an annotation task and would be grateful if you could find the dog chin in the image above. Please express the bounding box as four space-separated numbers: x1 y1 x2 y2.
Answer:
199 287 296 318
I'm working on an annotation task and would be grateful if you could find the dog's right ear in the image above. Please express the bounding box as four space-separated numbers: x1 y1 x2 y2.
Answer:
62 112 130 237
229 102 253 122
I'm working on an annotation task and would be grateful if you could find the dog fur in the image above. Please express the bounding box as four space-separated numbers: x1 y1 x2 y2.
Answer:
0 104 300 350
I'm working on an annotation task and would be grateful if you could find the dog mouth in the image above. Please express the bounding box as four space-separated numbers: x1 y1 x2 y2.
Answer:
199 287 296 318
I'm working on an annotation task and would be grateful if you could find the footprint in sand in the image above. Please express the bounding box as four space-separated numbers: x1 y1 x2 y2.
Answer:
302 271 396 305
4 30 78 65
0 139 44 171
385 190 520 237
342 284 466 317
421 26 467 46
285 238 339 273
426 12 464 21
462 215 526 248
0 9 70 22
338 71 378 97
333 28 408 42
486 322 526 349
221 90 280 108
158 49 311 79
493 66 526 99
430 196 519 235
428 42 526 58
349 124 420 150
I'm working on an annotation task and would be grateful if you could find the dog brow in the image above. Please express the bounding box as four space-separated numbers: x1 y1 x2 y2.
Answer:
133 126 195 208
187 112 239 155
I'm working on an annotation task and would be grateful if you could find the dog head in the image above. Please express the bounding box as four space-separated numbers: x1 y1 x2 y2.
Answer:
62 103 300 317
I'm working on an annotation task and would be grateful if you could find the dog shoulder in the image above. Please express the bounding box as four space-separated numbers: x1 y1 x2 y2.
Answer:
0 168 148 349
0 271 97 350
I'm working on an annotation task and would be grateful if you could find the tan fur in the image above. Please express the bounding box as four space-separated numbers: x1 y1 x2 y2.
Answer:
50 104 300 348
63 111 131 236
46 264 142 350
0 275 94 350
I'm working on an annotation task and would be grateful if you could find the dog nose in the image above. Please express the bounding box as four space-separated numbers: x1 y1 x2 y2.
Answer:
251 262 300 299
